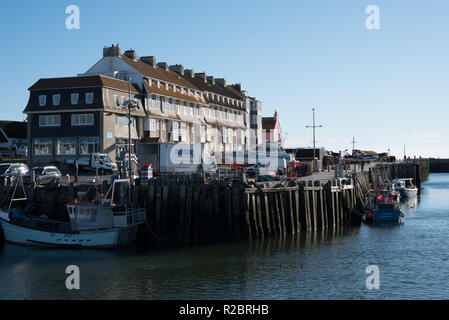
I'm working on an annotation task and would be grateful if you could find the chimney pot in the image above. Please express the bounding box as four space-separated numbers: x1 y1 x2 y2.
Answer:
195 72 207 82
157 62 169 71
103 45 121 57
141 56 157 68
169 64 184 75
207 76 215 85
215 78 226 86
185 69 195 78
124 49 137 60
231 83 242 92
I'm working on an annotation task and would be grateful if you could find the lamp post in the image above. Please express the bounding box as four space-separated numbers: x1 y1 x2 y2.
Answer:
124 77 137 206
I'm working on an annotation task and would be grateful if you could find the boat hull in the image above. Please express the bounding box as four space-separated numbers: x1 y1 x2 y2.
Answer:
372 207 402 222
399 188 418 198
0 218 139 248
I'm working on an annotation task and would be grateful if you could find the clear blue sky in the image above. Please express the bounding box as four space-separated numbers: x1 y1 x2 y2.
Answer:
0 0 448 158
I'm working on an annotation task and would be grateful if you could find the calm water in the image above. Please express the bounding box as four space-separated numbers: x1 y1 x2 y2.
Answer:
2 173 449 300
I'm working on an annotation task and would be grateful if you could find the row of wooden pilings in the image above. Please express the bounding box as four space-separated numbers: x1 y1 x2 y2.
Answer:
135 176 360 247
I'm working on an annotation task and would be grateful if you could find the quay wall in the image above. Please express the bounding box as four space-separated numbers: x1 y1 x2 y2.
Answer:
429 158 449 173
0 160 429 249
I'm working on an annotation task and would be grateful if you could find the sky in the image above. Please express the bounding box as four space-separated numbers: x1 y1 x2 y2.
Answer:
0 0 448 158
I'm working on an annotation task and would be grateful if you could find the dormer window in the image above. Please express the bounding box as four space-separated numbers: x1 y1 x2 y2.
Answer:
39 95 47 106
148 78 152 86
157 81 160 88
71 93 79 105
165 83 169 90
52 94 60 106
86 92 94 104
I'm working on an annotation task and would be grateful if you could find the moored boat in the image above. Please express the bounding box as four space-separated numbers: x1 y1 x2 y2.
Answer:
0 178 146 248
363 189 404 223
393 178 418 198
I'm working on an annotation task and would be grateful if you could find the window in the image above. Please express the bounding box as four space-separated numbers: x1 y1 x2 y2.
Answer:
71 93 79 105
56 138 76 155
148 117 156 131
147 97 152 109
86 93 94 104
171 99 176 112
121 96 125 106
39 115 61 127
33 138 53 155
80 137 100 155
114 95 120 106
52 94 60 106
152 95 158 108
39 95 47 106
72 113 94 126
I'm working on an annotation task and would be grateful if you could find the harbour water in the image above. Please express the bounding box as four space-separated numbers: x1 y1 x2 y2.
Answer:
1 173 449 300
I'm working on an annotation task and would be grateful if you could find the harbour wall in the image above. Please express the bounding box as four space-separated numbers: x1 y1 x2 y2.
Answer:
0 160 429 249
429 158 449 173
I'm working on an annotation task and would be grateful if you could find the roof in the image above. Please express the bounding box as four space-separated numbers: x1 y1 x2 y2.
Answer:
262 117 276 130
144 79 206 105
178 75 245 111
0 121 27 139
28 75 140 93
119 54 198 90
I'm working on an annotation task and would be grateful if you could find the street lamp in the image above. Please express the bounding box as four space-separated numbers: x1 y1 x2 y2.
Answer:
123 77 137 206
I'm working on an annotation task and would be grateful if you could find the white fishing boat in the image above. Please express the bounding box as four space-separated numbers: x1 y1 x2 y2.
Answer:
393 178 418 198
0 178 146 248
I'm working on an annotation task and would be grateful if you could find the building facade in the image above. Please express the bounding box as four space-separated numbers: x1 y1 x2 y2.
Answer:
262 111 282 145
24 45 264 171
24 75 144 166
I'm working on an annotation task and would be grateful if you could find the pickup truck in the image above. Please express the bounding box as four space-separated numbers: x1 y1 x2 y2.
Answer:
65 153 118 174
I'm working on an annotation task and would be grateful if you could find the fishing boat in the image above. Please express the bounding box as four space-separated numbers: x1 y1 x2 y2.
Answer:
0 178 146 248
393 178 418 198
363 189 404 223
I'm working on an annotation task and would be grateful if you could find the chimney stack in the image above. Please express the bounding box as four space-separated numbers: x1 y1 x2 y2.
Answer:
103 44 120 57
157 62 169 71
230 83 242 92
195 72 207 82
207 76 215 85
169 64 184 75
215 78 226 86
124 49 137 60
185 69 195 78
141 56 157 68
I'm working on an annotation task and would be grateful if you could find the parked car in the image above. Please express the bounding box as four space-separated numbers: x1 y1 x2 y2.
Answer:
28 166 62 185
0 163 29 178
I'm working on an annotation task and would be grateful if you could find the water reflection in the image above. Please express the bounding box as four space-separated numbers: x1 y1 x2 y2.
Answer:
3 174 449 299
